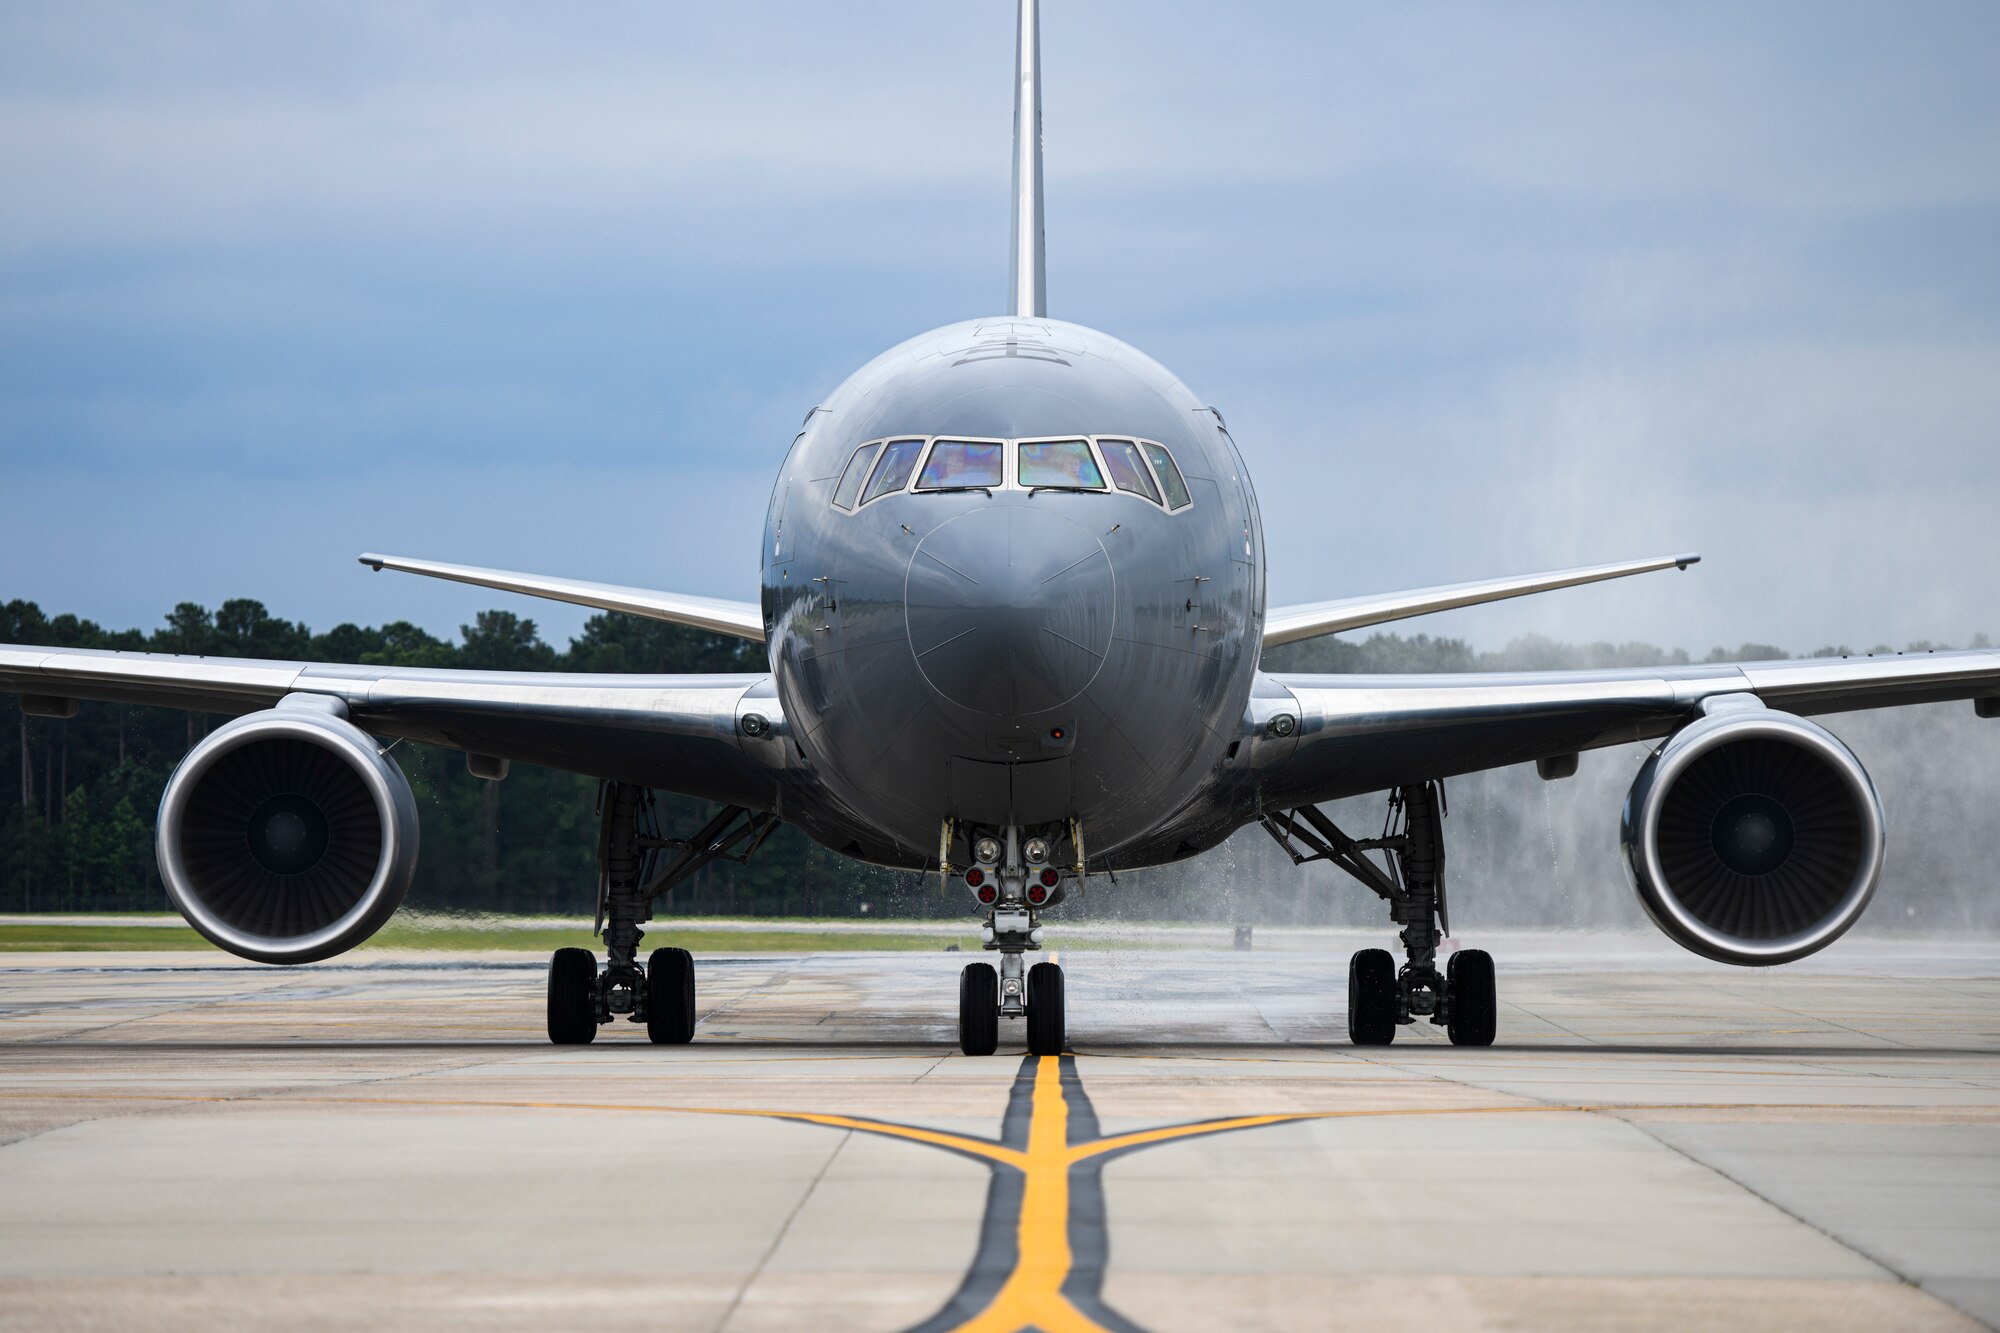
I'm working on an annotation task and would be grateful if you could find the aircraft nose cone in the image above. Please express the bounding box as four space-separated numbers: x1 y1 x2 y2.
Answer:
906 506 1114 716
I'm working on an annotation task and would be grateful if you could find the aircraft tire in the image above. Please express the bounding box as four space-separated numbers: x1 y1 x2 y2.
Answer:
1026 961 1065 1056
1347 948 1397 1046
1446 948 1497 1047
547 947 599 1045
646 946 697 1045
960 962 999 1056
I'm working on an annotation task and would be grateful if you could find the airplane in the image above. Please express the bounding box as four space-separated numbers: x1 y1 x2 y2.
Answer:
5 0 1997 1056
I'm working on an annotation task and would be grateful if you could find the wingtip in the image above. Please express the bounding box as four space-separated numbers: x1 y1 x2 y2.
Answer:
1674 552 1702 570
357 553 385 571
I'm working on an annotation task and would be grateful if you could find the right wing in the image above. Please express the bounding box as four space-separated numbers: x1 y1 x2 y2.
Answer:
358 553 766 642
0 644 785 808
1263 553 1700 649
1250 648 2000 809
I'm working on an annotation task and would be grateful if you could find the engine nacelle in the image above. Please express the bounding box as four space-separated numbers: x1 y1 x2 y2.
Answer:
1622 703 1883 966
157 698 419 964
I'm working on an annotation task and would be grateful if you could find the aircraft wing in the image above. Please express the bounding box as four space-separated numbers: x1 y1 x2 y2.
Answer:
0 644 781 808
1249 649 2000 808
1263 553 1700 648
358 553 766 642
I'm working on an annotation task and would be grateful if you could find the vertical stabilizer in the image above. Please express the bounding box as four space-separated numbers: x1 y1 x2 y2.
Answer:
1009 0 1046 317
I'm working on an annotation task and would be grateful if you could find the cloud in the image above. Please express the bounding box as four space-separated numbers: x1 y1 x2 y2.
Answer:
1 1 1996 652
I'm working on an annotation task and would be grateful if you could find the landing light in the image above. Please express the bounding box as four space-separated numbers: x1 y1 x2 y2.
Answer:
1024 836 1050 863
974 836 1002 864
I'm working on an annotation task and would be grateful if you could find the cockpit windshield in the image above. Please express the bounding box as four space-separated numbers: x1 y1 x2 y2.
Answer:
832 441 882 510
862 439 925 504
1018 439 1105 490
916 440 1003 490
832 434 1192 513
1141 441 1192 510
1097 438 1160 504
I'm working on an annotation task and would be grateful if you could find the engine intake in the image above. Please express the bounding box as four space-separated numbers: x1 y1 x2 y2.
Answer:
1622 704 1883 966
157 700 419 964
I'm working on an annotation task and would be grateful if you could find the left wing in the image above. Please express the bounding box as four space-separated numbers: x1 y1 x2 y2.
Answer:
1263 553 1700 649
1248 648 2000 808
0 643 781 807
358 553 766 642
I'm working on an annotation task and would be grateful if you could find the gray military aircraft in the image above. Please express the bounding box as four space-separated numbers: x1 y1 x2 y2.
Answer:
5 1 1997 1055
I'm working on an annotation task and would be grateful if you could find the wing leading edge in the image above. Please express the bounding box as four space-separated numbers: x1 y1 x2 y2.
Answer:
358 553 766 643
1262 553 1700 649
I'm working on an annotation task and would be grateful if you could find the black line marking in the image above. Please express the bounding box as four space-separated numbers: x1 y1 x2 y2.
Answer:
901 1057 1039 1333
1059 1054 1151 1333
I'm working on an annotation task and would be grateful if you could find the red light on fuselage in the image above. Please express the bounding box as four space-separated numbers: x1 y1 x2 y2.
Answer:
1039 868 1059 888
966 867 985 888
977 885 998 904
1027 884 1048 905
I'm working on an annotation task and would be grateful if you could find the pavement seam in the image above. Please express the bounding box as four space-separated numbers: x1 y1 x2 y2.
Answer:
714 1124 854 1333
1612 1113 1963 1317
19 974 308 1044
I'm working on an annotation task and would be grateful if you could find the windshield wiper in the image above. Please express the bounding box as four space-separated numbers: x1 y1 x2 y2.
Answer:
1028 485 1105 495
923 485 995 495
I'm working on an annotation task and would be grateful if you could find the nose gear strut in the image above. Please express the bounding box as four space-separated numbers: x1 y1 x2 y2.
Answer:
1262 781 1497 1047
546 782 779 1045
955 821 1069 1057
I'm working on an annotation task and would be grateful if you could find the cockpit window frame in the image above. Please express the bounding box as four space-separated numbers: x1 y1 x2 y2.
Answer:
1095 437 1162 505
858 437 927 506
830 434 1195 514
831 441 883 511
1139 441 1194 512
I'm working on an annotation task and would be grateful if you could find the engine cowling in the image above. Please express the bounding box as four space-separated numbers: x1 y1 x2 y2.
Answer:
157 699 419 964
1622 703 1883 966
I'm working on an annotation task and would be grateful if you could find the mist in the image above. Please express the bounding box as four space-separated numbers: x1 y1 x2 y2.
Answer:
1065 634 2000 937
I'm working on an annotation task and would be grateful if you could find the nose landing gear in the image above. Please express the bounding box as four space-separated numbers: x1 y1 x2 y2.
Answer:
1266 781 1499 1047
953 822 1069 1055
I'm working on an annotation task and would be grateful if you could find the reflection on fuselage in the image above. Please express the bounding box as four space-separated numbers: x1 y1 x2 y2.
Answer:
760 317 1266 868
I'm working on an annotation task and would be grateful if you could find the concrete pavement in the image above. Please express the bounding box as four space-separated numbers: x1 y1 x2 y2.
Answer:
1 939 1996 1331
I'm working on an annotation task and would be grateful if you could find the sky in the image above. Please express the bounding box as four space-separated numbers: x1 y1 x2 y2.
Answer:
2 1 1997 656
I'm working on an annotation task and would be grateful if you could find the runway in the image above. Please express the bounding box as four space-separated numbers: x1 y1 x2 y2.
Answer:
2 937 1997 1331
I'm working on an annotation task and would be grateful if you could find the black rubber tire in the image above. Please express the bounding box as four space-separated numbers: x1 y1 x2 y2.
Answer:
646 946 697 1045
1347 948 1398 1046
1026 961 1066 1056
960 963 999 1056
1447 948 1497 1047
547 947 599 1045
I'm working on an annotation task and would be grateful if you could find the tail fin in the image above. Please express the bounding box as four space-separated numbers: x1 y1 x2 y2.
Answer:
1009 0 1046 317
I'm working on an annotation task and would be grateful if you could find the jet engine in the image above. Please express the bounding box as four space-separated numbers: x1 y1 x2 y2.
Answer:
1622 703 1883 966
156 698 419 964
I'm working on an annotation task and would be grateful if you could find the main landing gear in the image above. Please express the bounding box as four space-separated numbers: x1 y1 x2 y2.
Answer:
1264 781 1498 1047
952 823 1069 1056
546 783 778 1045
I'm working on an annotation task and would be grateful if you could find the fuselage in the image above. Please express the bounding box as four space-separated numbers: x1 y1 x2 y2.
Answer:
761 317 1266 868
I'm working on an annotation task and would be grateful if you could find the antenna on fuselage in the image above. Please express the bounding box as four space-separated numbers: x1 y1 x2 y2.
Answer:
1009 0 1046 318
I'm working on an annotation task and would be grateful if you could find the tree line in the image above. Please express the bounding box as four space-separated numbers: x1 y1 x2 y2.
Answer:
0 598 905 918
3 596 1988 920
